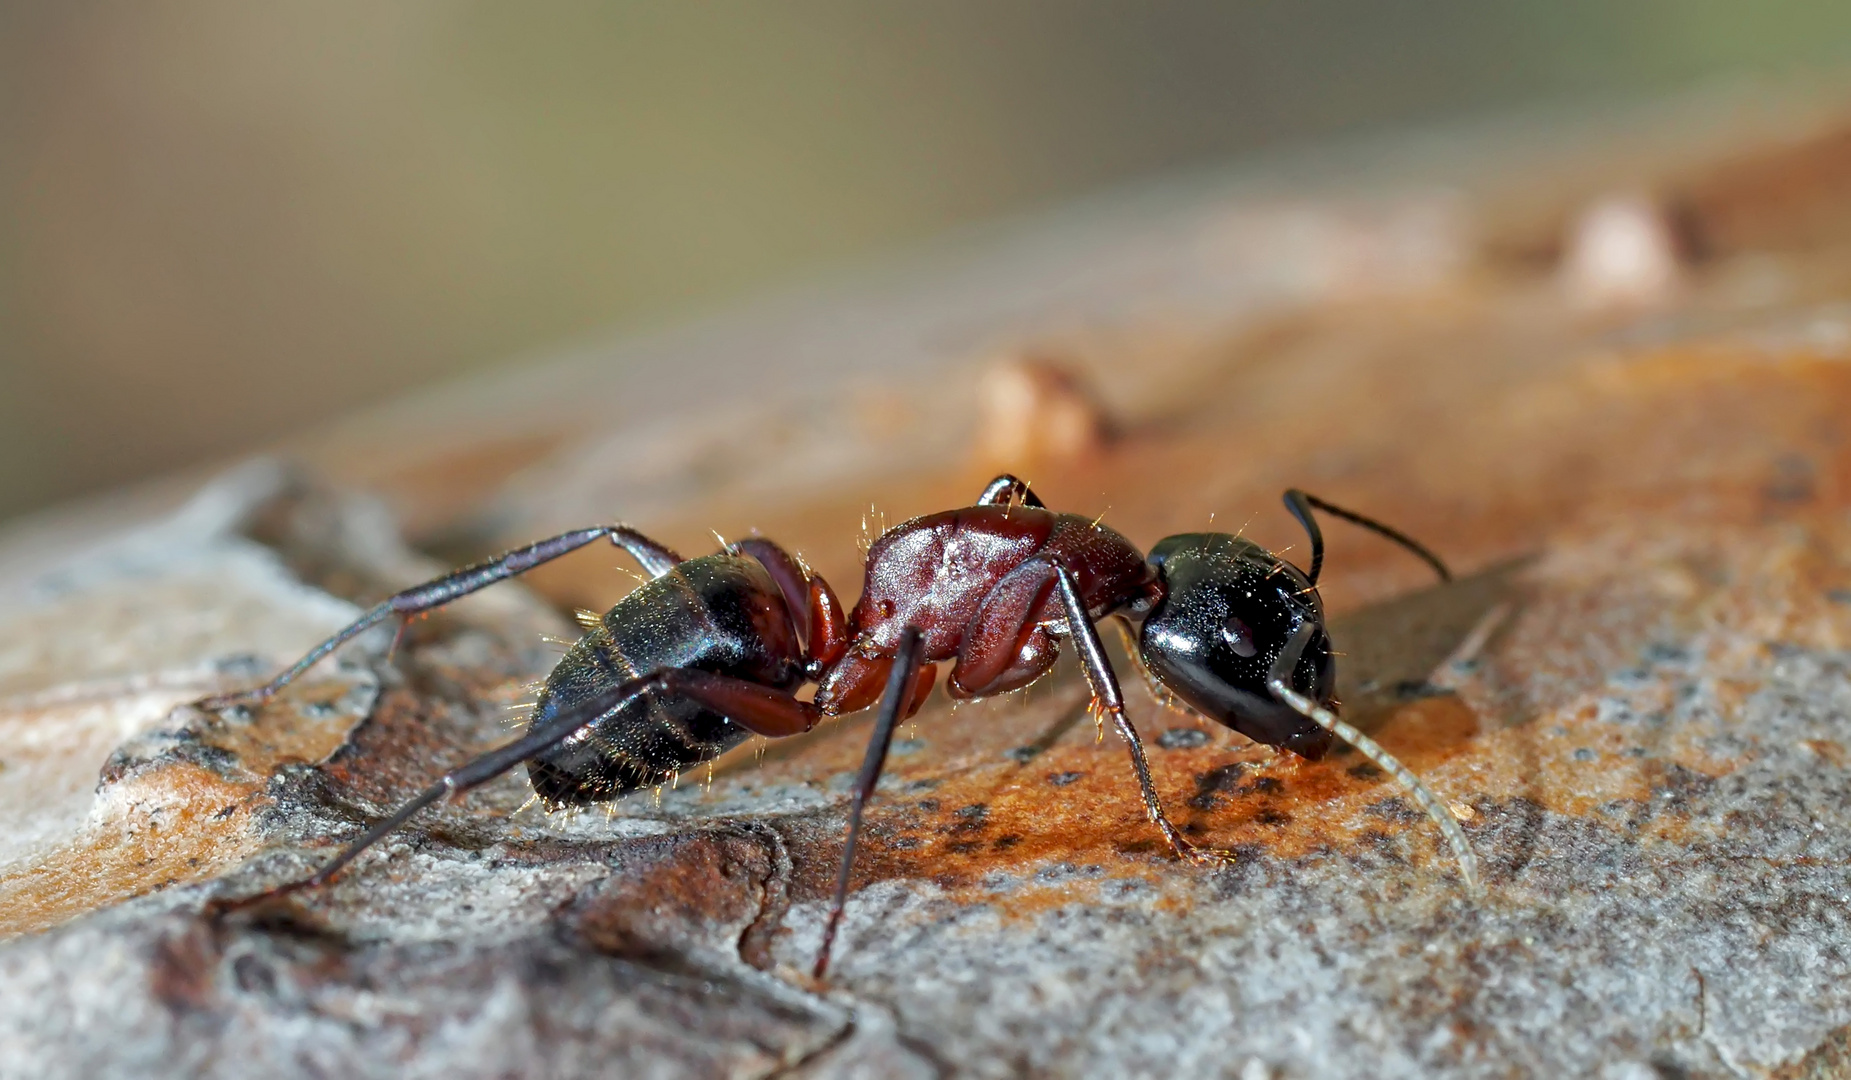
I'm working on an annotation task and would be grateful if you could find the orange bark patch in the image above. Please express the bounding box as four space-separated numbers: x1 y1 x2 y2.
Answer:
0 763 265 939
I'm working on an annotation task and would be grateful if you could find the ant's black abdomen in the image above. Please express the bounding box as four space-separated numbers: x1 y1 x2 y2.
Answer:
525 552 805 806
1139 533 1336 759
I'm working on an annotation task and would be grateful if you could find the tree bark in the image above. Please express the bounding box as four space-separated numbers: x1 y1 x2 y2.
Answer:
4 87 1851 1078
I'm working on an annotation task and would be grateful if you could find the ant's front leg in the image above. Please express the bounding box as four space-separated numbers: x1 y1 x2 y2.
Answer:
200 524 685 710
1105 616 1185 717
813 626 924 979
1047 558 1238 866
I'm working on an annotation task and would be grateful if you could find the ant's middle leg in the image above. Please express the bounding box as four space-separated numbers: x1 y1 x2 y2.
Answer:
201 524 686 709
975 474 1046 509
212 663 822 912
1048 558 1239 866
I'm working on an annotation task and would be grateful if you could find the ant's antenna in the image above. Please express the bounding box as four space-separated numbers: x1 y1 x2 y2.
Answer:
1283 490 1451 586
1270 623 1480 895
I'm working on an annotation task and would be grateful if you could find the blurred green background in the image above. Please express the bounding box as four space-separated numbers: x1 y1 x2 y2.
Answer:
3 1 1849 525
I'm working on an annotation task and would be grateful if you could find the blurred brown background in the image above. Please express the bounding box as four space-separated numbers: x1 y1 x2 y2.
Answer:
3 1 1850 526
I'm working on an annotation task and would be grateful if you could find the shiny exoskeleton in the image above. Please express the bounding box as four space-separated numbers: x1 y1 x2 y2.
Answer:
812 496 1158 713
522 542 825 805
1139 531 1337 760
202 475 1476 981
200 525 858 925
798 477 1476 979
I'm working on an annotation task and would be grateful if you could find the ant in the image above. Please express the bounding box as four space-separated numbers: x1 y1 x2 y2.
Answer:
201 476 1477 979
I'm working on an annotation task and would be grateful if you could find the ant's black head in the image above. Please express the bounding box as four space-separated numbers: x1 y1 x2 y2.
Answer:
1137 533 1335 759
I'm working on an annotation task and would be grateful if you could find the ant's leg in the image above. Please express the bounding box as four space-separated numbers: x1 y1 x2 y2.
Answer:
814 626 924 979
214 665 821 910
1048 558 1236 865
1268 623 1480 894
732 537 810 634
199 602 398 711
975 474 1046 509
1282 490 1449 586
608 526 684 578
948 559 1062 696
202 524 684 709
728 536 847 670
805 575 848 669
1107 616 1190 717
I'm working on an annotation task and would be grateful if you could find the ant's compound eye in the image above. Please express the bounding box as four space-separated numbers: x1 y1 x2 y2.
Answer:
1220 615 1258 658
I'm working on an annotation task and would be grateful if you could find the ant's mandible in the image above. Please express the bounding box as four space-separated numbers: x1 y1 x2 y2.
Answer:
200 476 1477 979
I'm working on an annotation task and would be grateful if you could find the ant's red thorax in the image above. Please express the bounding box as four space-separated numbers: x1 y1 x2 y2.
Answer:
848 505 1154 659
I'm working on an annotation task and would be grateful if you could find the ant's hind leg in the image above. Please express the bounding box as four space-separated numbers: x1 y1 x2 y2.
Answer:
975 474 1046 509
732 537 810 626
201 524 685 709
211 664 821 914
1267 623 1480 895
1047 558 1237 866
607 526 684 578
731 536 847 670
